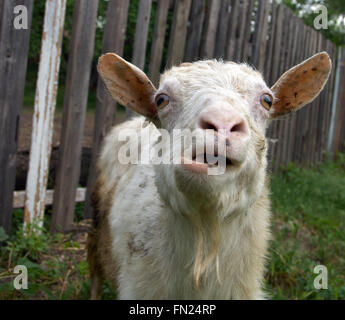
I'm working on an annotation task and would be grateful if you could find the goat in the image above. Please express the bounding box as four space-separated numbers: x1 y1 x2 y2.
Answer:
87 52 331 299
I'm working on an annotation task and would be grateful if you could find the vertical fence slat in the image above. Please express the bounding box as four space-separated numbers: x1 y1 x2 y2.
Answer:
279 11 293 167
226 0 239 61
266 1 277 166
200 0 221 59
167 0 192 67
149 0 170 86
184 0 206 61
132 0 152 70
232 0 247 62
293 21 308 163
126 0 153 119
286 15 301 165
253 0 270 71
23 0 66 232
241 0 255 62
84 0 130 219
50 0 99 233
274 7 290 170
214 0 230 59
270 4 284 171
331 47 345 153
0 0 33 234
325 42 337 154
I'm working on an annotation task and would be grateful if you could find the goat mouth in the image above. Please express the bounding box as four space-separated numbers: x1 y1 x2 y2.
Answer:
181 151 233 174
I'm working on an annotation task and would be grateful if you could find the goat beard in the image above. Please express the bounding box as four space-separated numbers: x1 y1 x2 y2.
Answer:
186 206 222 289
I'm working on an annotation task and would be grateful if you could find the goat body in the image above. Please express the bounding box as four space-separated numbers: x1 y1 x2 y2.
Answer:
88 53 331 300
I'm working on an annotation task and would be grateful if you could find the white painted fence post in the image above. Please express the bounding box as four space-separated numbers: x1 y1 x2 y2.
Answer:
24 0 66 233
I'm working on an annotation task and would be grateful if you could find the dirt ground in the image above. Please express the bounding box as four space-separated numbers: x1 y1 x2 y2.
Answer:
18 110 95 152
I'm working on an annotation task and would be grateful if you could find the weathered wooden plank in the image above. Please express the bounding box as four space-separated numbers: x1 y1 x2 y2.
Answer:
132 0 152 69
184 0 206 61
325 42 337 153
167 0 192 67
285 15 301 164
270 4 284 86
14 189 86 209
280 11 295 166
126 0 153 119
51 0 99 233
275 8 291 170
257 0 271 72
306 28 318 165
331 47 345 153
200 0 222 59
293 21 308 163
226 0 240 61
313 33 323 163
233 0 248 62
214 0 230 59
301 26 314 166
149 0 170 86
266 1 277 166
321 39 333 158
0 0 33 235
270 4 284 171
266 1 277 84
84 0 130 219
324 42 337 155
23 0 66 233
241 0 255 62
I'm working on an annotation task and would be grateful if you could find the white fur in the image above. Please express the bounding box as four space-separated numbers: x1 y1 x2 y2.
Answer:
96 60 273 299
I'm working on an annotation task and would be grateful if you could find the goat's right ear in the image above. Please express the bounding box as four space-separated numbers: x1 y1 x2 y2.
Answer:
98 53 158 123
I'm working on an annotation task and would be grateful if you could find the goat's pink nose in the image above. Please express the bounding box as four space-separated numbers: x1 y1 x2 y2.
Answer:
199 112 248 137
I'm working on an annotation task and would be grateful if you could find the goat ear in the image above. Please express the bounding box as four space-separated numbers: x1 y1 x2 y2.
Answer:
98 53 159 123
270 52 332 118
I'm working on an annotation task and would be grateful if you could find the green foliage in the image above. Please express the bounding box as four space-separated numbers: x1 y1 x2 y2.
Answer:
266 153 345 299
0 227 8 242
0 219 116 299
282 0 345 45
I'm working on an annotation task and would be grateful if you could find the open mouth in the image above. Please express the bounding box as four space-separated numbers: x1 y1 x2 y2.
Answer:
181 148 233 174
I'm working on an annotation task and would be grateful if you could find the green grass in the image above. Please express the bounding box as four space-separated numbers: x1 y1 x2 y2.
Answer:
0 154 344 299
265 153 345 299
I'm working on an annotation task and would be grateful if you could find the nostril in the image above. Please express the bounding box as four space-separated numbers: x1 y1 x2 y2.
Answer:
199 119 218 132
230 120 248 135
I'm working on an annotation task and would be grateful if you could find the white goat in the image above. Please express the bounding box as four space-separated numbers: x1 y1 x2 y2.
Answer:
87 52 331 299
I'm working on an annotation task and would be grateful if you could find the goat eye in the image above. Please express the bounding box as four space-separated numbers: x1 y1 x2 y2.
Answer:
155 94 170 109
260 94 273 111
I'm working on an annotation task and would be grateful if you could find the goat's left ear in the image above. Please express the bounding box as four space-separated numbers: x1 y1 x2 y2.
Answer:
98 53 159 124
270 52 332 118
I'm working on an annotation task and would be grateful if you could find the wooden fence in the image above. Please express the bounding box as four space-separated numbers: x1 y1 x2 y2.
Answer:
0 0 344 235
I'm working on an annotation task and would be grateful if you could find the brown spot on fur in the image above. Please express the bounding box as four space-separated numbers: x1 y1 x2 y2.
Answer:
128 233 147 256
136 76 144 85
87 178 119 298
